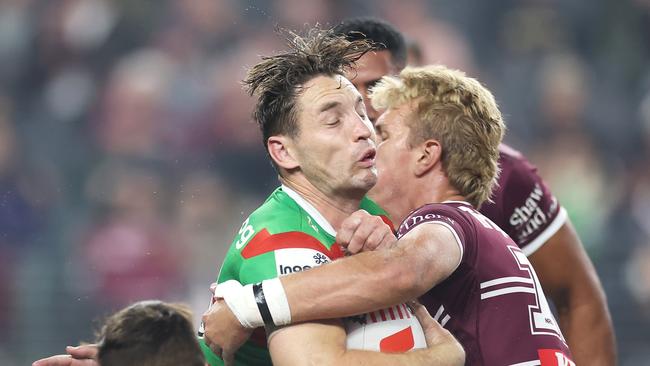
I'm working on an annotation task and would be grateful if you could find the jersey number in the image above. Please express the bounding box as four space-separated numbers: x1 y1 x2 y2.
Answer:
509 246 565 341
235 218 254 249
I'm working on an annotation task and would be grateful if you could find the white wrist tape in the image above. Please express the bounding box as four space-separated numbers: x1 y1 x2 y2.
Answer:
214 278 292 328
262 278 292 326
214 280 263 329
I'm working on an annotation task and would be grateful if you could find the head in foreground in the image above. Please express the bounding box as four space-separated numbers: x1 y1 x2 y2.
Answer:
97 300 205 366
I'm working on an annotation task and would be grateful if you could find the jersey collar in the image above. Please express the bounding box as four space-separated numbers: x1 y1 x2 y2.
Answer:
281 185 337 236
442 200 472 206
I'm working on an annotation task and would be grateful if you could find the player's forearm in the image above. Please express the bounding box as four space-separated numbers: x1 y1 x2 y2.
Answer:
335 342 465 366
557 285 616 365
281 245 424 323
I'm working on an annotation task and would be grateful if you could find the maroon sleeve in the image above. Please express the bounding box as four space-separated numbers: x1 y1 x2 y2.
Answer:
396 203 473 264
479 145 567 255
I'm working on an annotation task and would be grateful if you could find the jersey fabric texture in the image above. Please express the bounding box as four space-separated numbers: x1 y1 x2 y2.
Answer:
199 186 424 366
480 144 567 256
397 202 574 366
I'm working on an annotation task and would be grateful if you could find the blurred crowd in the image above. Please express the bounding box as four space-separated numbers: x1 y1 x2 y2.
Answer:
0 0 648 364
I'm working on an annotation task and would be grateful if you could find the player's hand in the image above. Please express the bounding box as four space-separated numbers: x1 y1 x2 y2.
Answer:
409 301 465 365
33 345 99 366
202 287 253 366
337 209 397 254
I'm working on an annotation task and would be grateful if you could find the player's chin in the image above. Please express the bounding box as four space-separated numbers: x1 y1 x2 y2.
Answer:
353 169 378 190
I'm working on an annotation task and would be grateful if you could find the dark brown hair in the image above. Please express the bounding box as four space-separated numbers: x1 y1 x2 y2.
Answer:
96 300 205 366
243 27 373 168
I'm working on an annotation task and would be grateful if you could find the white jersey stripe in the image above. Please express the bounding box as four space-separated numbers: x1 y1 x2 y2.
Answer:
481 286 537 300
433 305 445 322
480 276 534 289
522 207 567 256
441 314 451 327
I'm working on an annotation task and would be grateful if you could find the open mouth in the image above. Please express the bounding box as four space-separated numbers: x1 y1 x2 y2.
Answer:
359 148 376 164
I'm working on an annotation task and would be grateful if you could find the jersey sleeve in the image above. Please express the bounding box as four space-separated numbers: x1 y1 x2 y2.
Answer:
480 149 567 256
396 204 471 267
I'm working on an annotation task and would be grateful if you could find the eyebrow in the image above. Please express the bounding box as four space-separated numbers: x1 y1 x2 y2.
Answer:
318 96 363 113
319 101 340 113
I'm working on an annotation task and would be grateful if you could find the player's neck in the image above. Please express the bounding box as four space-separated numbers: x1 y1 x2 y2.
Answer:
280 176 362 232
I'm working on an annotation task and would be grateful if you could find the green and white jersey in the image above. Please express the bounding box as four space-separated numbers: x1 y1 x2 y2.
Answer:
199 186 425 366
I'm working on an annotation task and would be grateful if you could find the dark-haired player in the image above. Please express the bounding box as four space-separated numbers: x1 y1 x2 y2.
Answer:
196 29 464 366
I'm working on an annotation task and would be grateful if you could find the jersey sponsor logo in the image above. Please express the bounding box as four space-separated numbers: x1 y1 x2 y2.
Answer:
508 183 550 241
398 212 456 235
274 248 332 276
538 349 575 366
239 228 343 260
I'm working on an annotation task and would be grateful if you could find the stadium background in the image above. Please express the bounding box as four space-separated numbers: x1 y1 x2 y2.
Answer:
0 0 648 364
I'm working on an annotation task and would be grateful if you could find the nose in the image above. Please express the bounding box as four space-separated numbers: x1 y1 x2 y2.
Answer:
352 112 373 142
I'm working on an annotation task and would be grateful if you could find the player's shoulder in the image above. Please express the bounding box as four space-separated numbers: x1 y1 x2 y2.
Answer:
398 202 471 236
246 187 305 232
230 187 337 256
498 144 540 181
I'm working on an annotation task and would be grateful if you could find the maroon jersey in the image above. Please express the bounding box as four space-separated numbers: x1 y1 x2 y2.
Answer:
480 144 567 256
397 202 574 366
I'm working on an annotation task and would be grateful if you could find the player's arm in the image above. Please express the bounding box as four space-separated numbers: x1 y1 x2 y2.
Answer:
528 219 616 366
268 303 464 366
282 221 461 321
202 212 462 360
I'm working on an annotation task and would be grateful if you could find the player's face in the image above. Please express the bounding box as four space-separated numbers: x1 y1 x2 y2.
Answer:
292 74 378 197
368 102 418 209
345 50 400 124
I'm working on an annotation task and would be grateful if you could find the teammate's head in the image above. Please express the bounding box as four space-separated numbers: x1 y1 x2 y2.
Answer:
97 300 205 366
244 28 378 198
370 65 504 209
334 17 406 123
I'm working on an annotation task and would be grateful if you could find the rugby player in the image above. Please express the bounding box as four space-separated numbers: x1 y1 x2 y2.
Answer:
204 63 576 365
336 18 615 365
33 29 465 366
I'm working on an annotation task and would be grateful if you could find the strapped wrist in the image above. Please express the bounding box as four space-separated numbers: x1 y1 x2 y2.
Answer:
215 278 291 329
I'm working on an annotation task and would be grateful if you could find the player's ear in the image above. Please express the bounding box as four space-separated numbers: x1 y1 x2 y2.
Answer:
268 135 299 170
413 139 442 177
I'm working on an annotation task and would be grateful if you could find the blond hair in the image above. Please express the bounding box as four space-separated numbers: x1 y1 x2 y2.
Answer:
371 65 505 207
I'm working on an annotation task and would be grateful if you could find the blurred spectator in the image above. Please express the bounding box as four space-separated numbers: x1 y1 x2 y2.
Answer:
76 160 184 310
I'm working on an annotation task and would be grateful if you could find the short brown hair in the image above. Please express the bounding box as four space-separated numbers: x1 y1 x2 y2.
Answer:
243 27 373 169
371 65 505 207
97 300 205 366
